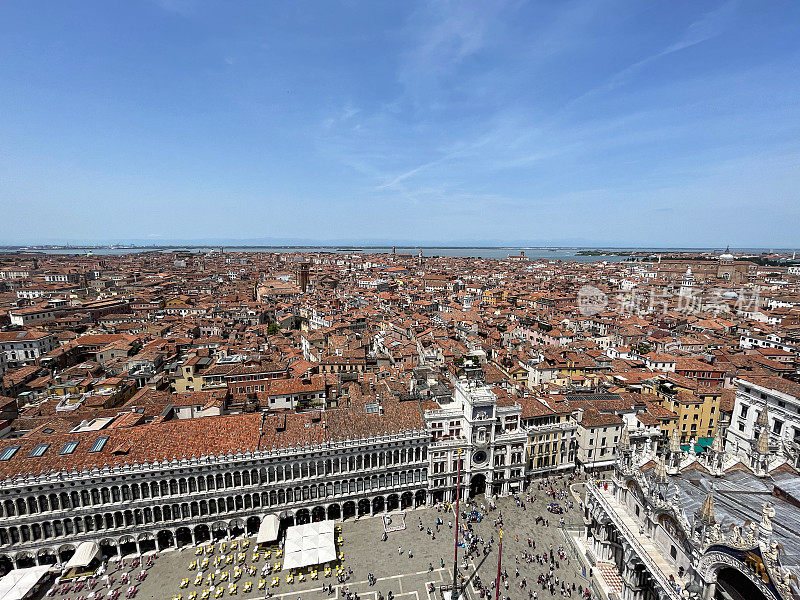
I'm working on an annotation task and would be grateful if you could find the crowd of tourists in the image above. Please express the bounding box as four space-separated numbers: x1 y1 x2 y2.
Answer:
371 471 596 600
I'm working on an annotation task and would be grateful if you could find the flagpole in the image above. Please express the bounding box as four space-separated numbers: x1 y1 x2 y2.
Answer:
451 448 463 600
495 529 503 600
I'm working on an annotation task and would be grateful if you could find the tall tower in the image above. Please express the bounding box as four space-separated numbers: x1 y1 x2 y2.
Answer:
679 267 694 297
298 262 310 293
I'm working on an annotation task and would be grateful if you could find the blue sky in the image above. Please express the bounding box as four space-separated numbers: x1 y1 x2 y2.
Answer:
1 0 799 247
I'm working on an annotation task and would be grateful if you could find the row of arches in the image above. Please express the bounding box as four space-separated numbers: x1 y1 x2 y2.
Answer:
267 469 426 505
0 470 261 518
0 492 428 573
289 490 426 524
0 460 427 519
0 471 427 548
263 447 426 484
0 494 262 547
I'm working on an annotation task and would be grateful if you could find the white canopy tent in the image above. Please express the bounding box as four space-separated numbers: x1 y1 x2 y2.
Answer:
0 565 50 600
64 542 101 571
281 520 336 571
256 514 280 544
284 536 302 554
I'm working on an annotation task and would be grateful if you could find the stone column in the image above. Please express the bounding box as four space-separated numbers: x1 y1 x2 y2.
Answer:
621 563 643 600
593 534 603 562
702 581 716 600
600 526 611 561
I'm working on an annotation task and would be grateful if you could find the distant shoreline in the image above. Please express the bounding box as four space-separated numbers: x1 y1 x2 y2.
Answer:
2 245 796 264
0 245 794 252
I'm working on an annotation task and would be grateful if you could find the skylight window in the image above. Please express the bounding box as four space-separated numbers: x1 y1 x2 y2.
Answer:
89 436 109 453
0 446 20 461
29 444 50 457
60 441 79 455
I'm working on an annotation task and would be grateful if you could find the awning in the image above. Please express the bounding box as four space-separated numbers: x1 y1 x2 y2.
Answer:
284 536 302 553
282 520 337 570
65 542 101 570
0 565 51 600
681 437 714 454
256 514 279 544
318 544 337 564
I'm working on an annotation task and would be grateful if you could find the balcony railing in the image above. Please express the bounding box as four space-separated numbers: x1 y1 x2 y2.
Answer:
587 483 681 600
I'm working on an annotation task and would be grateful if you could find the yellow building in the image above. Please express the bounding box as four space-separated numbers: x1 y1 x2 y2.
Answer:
171 356 220 393
481 288 508 306
48 378 90 398
642 374 721 443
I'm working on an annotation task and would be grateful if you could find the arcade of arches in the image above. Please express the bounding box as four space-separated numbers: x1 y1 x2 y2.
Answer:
0 443 430 572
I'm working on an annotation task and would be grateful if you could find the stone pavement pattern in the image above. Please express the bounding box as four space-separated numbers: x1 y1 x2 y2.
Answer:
34 476 596 600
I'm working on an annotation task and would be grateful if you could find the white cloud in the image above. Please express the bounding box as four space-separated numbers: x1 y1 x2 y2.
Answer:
566 1 738 105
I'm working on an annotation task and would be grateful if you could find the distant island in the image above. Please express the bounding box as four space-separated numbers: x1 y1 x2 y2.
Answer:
576 250 631 256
